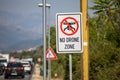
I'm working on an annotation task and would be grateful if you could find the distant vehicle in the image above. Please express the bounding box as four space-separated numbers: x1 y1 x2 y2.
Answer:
0 63 5 75
26 58 33 62
0 53 9 67
28 61 34 72
0 53 9 62
0 58 7 67
4 62 25 79
21 61 32 74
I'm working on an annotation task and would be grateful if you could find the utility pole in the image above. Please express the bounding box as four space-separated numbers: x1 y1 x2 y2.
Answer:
80 0 89 80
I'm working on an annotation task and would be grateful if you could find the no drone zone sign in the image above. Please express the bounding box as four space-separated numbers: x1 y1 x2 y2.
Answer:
56 12 83 53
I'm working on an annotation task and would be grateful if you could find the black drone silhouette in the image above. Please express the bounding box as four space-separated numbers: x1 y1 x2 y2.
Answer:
63 22 75 31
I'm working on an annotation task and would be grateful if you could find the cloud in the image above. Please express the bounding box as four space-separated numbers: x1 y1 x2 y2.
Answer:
0 10 42 51
0 0 40 16
0 10 42 37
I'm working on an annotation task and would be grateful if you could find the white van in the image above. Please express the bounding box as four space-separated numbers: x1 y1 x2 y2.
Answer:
0 58 7 67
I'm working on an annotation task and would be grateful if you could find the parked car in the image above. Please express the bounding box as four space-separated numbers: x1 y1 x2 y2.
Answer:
4 62 25 79
0 63 5 75
21 61 32 74
28 61 34 72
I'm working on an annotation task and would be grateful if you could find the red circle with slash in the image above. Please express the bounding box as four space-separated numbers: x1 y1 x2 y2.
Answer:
60 17 79 36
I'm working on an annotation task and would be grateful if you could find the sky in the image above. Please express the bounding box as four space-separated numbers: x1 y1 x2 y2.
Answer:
0 0 94 53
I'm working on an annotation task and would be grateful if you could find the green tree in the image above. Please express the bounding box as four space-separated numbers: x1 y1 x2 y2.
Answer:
89 0 120 80
90 0 120 47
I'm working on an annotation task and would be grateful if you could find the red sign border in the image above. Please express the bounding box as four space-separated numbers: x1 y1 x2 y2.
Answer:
46 47 57 60
60 17 79 36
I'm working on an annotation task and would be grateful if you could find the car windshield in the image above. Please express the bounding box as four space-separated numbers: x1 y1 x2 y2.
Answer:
7 62 23 67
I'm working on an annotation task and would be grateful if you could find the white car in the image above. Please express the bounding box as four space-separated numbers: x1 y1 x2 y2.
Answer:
21 61 32 74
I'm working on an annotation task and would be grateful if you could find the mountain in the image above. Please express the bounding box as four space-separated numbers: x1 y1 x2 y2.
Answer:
2 38 43 53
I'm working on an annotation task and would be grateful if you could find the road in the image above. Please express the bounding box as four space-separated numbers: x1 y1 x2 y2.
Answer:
0 74 33 80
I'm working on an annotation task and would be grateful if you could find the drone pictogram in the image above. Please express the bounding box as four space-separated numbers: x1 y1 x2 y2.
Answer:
63 22 75 31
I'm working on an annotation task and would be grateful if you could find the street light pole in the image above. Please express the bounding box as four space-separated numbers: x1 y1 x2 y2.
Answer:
43 0 46 80
47 6 51 80
38 1 51 80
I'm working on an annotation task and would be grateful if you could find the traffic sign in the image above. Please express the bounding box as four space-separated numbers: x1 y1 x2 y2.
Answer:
56 12 83 53
60 17 79 36
46 47 57 60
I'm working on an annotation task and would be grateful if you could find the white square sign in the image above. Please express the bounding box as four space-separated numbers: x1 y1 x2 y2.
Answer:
56 12 83 53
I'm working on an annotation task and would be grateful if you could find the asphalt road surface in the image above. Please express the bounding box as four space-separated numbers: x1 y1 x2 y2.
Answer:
0 73 33 80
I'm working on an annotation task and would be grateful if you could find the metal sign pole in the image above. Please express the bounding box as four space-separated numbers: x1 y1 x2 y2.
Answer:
43 0 46 80
69 54 72 80
48 6 51 80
